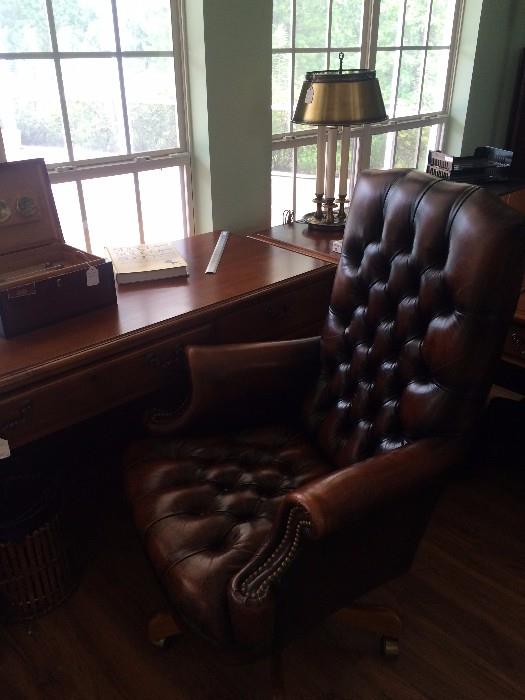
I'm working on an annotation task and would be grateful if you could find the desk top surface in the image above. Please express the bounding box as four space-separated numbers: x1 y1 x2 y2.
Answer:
0 232 331 393
251 223 341 263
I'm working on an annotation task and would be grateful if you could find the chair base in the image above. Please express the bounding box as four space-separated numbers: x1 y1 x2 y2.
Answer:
334 603 401 657
148 610 183 648
147 604 400 698
147 603 401 655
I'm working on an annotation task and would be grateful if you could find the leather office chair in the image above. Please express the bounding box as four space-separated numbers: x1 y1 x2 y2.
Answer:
125 170 525 683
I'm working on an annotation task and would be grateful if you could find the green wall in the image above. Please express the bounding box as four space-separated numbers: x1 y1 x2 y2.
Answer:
186 0 522 235
446 0 525 155
184 0 272 235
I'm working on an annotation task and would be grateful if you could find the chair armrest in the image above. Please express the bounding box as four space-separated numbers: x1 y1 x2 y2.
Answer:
146 336 321 435
230 437 464 607
288 436 465 539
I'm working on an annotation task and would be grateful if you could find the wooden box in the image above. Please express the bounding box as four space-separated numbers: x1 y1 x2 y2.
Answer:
0 159 116 338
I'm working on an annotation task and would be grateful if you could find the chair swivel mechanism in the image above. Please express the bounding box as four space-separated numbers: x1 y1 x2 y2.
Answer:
125 170 525 681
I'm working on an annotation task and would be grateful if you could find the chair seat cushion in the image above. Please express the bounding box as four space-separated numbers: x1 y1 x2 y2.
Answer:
126 424 331 645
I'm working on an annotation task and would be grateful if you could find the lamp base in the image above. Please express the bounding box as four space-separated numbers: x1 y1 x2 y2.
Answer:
297 211 346 232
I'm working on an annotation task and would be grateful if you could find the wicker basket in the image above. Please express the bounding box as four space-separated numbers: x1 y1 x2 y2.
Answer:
0 472 75 621
0 513 74 621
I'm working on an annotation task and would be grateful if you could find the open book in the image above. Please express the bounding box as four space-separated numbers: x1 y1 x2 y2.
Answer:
106 242 188 284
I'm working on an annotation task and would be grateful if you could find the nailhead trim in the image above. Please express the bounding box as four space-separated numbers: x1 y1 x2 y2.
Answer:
239 506 311 601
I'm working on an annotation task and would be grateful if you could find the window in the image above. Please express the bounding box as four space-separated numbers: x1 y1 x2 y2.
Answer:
0 0 191 256
271 0 462 225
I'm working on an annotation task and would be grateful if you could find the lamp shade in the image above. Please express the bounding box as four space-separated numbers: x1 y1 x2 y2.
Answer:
293 69 388 126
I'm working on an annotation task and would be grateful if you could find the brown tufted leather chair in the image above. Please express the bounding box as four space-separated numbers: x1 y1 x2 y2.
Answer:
126 170 525 674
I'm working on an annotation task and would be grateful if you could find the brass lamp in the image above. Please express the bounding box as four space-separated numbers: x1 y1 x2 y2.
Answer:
293 54 388 230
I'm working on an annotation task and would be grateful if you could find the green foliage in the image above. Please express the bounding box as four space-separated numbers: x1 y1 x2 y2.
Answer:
272 148 293 173
129 103 178 152
0 0 96 52
16 101 64 147
68 101 118 152
394 128 419 168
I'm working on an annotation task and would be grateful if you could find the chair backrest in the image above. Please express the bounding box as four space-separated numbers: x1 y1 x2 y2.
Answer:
308 169 525 468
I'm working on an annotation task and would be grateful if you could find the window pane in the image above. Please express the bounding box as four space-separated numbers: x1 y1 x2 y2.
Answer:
61 58 127 160
116 0 173 51
377 0 404 47
428 0 455 46
273 0 292 49
395 50 425 117
371 133 389 169
52 182 87 251
0 59 68 163
52 0 115 52
82 174 140 256
296 144 317 219
394 127 420 168
417 126 431 171
0 0 51 52
421 49 449 113
294 52 326 131
295 0 329 48
403 0 431 46
139 167 186 243
330 0 364 48
417 123 440 170
123 57 178 152
272 53 292 134
271 149 294 226
375 50 399 118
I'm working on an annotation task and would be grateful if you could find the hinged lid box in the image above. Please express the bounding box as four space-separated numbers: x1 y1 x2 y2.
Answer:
0 159 116 338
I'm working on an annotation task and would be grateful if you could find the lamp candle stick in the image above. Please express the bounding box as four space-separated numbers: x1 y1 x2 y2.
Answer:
324 127 337 199
315 126 327 195
338 126 351 195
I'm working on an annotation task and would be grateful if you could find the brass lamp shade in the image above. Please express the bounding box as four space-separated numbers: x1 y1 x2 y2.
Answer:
293 69 387 126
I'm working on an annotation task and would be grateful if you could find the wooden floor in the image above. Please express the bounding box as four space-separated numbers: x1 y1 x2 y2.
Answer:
1 399 524 700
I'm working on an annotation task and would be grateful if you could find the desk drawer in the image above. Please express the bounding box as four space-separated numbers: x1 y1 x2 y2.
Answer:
214 274 334 343
503 323 525 366
0 326 210 448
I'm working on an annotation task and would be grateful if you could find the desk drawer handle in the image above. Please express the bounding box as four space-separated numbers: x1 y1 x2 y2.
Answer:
144 345 185 371
511 331 525 356
0 401 33 433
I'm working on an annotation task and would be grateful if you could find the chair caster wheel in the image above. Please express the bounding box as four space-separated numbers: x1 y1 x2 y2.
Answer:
380 636 399 658
151 636 170 649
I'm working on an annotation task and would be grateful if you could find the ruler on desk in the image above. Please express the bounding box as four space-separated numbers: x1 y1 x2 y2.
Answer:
205 231 230 274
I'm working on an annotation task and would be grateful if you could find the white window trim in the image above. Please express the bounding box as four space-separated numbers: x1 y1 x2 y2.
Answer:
0 0 193 249
272 0 465 215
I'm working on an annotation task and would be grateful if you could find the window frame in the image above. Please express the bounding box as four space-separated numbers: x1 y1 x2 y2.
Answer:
271 0 465 219
0 0 193 250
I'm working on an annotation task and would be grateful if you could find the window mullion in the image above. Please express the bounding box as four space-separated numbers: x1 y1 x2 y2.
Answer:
442 0 465 115
416 0 434 116
290 0 297 134
392 130 400 166
110 0 146 243
327 0 333 68
170 0 189 153
367 0 381 69
45 0 75 163
180 165 191 235
110 0 132 155
392 0 408 119
75 180 92 253
361 0 373 69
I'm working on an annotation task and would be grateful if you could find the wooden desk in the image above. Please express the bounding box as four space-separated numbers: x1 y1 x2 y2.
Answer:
0 233 336 450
